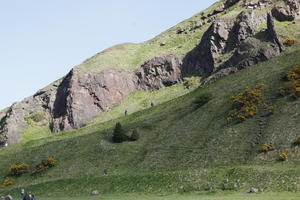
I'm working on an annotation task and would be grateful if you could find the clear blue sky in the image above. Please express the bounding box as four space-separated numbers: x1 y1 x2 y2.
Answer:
0 0 217 109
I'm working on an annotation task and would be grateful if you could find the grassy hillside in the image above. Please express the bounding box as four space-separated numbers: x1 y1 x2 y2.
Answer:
1 1 300 199
1 41 300 198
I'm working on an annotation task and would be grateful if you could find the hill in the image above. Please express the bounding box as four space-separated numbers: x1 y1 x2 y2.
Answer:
1 0 300 199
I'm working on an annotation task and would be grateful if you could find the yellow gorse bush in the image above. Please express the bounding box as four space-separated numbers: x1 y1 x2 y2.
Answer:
9 163 29 176
280 150 288 161
261 144 275 152
41 157 57 167
280 65 300 98
283 38 298 46
1 178 14 187
3 178 14 186
227 84 267 122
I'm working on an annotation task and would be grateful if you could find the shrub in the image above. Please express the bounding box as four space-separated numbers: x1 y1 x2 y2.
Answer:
1 178 14 187
130 129 140 141
266 106 276 115
227 84 267 122
41 157 57 168
30 112 45 122
32 157 57 175
279 150 288 161
24 111 46 125
183 77 200 89
294 136 300 145
261 144 275 152
279 81 300 98
112 122 127 143
9 163 29 176
193 93 213 109
279 66 300 99
283 38 298 46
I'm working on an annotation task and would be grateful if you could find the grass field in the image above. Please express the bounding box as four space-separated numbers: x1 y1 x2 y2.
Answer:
38 192 300 200
1 45 300 198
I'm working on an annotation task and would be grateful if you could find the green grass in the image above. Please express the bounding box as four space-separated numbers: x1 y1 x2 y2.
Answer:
37 192 300 200
1 42 300 198
89 83 193 125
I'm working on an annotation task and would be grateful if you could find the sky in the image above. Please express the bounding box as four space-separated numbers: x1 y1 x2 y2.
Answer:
0 0 217 109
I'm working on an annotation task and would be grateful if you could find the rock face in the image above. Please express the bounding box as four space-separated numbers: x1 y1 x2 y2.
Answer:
183 10 267 76
243 0 275 9
51 69 137 132
224 0 241 9
0 55 182 144
0 96 52 144
51 55 182 132
183 10 282 84
136 55 182 91
272 0 300 21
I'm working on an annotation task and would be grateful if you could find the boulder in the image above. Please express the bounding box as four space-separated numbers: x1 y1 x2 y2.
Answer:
136 55 182 91
91 190 100 196
243 0 274 9
272 0 300 21
224 0 241 9
0 195 13 200
248 187 259 193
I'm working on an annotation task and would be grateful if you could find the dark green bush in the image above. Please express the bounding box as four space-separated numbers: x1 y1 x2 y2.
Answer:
32 157 57 175
130 129 140 141
193 93 213 109
112 122 127 143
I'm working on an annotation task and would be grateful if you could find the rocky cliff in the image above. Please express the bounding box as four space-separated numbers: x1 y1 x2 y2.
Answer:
182 10 283 79
1 0 297 145
0 55 182 144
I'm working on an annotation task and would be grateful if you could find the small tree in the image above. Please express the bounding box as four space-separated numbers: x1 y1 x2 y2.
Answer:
130 129 140 141
112 122 127 143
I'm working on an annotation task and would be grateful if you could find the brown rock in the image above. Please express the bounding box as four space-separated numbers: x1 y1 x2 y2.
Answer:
0 55 183 143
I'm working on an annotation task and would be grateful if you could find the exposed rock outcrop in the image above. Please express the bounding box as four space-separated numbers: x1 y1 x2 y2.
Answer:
201 13 282 84
51 55 182 132
51 69 138 132
272 0 300 21
0 97 51 144
182 10 267 76
243 0 275 10
0 55 183 144
136 55 182 91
